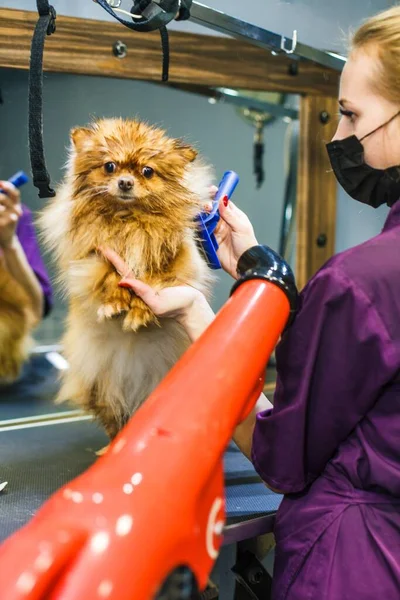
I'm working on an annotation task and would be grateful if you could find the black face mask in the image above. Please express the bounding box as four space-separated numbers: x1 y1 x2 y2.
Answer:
326 111 400 208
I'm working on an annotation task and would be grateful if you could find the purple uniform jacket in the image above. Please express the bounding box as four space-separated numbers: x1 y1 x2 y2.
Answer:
252 200 400 600
15 206 53 317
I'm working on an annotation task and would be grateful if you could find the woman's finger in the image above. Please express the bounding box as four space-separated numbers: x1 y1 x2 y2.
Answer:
209 185 218 199
0 182 20 204
214 218 229 243
0 203 22 222
119 277 159 308
0 194 17 212
0 211 18 225
202 201 213 213
99 246 132 278
217 197 246 232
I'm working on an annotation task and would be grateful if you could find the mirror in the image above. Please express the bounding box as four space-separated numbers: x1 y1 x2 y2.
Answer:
0 66 299 419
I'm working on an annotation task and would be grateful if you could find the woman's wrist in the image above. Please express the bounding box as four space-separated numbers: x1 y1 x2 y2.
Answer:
177 292 215 342
0 234 18 252
237 237 260 261
231 238 260 278
233 393 273 460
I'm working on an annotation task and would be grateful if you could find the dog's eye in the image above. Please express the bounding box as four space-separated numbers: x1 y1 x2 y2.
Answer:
142 166 154 179
104 162 117 174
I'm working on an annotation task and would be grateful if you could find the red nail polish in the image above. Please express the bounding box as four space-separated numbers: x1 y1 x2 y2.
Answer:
119 281 131 288
223 195 229 207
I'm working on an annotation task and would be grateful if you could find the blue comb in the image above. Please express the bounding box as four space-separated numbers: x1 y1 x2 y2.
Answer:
0 171 29 193
197 170 240 269
9 171 29 189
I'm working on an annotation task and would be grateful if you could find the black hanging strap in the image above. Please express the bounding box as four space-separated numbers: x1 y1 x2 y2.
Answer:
254 121 265 189
95 0 193 82
159 26 170 82
130 0 173 81
28 0 57 199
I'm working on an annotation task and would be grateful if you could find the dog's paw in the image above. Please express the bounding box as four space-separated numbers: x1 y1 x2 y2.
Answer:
97 303 123 322
123 297 159 332
95 444 110 457
97 286 132 322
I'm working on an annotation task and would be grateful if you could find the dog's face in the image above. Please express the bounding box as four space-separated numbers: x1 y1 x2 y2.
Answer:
69 118 198 215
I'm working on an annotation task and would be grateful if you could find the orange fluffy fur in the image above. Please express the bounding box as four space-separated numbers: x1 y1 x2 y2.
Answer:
0 261 33 383
39 118 214 438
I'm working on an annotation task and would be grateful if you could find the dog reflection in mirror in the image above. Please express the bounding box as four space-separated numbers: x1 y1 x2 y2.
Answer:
0 261 33 383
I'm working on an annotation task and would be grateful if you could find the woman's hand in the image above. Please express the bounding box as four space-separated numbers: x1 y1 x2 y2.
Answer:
0 181 23 249
100 247 215 341
210 189 259 279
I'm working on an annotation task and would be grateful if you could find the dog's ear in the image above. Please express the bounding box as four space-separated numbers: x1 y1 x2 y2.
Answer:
70 127 95 152
173 140 198 163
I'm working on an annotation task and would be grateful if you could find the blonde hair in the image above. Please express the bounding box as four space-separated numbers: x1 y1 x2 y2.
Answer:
351 6 400 104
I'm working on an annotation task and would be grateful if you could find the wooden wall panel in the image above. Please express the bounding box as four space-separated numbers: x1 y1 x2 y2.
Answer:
0 9 341 289
296 96 338 289
0 8 340 95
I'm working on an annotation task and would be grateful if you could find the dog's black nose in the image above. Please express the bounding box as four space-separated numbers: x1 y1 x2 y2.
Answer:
118 177 134 192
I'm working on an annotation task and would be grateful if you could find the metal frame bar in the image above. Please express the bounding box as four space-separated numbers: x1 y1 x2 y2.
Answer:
97 1 346 72
223 514 276 546
213 88 299 120
189 2 346 72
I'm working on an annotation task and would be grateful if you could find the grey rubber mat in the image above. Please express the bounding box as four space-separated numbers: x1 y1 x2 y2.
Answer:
0 420 281 543
0 420 107 542
0 355 74 420
224 445 282 521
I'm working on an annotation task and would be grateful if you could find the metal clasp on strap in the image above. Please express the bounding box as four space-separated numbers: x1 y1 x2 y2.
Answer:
47 5 57 34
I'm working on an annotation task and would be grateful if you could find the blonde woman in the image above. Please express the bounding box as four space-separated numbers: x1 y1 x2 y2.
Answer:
103 7 400 599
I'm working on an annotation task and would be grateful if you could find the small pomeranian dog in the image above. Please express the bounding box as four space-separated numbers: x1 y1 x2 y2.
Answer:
0 261 34 383
39 118 214 439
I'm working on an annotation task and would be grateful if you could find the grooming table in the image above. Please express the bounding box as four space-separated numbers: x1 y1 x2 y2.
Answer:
0 354 71 421
0 419 281 540
0 356 281 598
